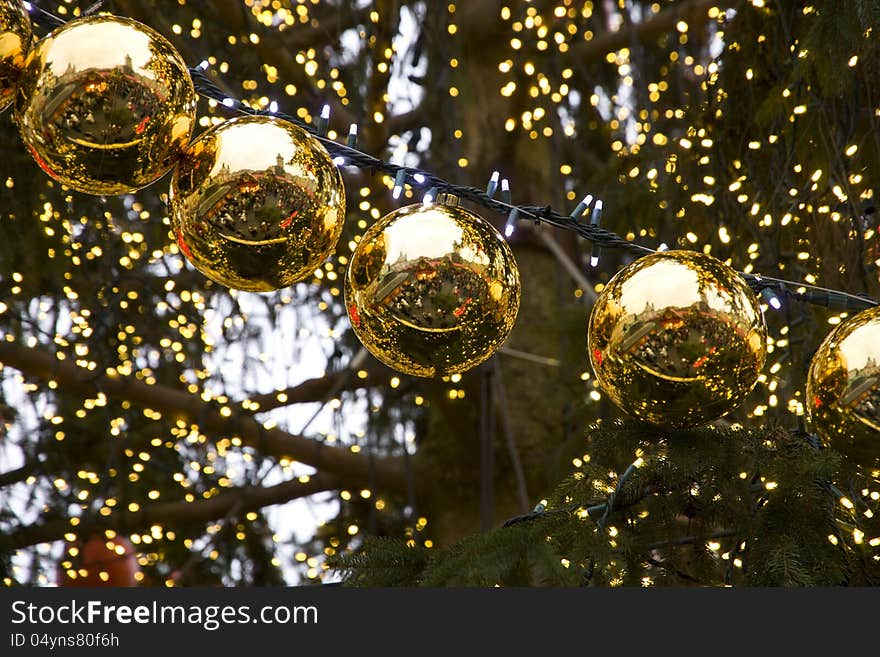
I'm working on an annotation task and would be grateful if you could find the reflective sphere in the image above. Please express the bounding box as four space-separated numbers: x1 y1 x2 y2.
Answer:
807 306 880 470
588 250 766 427
345 199 520 377
170 115 346 292
14 15 195 195
0 0 31 111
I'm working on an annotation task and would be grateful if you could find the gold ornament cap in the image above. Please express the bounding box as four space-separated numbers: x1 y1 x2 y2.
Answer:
434 192 460 207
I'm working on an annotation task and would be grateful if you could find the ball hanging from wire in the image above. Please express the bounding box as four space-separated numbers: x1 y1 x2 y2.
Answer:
0 0 32 112
588 249 767 427
345 195 520 377
14 14 196 195
170 114 346 292
806 305 880 473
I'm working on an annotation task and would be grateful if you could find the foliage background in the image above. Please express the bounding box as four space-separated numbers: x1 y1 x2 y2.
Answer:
1 0 879 586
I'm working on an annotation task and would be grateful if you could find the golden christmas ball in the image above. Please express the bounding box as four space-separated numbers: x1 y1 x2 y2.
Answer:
0 0 31 111
14 14 195 195
806 306 880 470
170 115 346 292
588 250 767 427
345 197 520 377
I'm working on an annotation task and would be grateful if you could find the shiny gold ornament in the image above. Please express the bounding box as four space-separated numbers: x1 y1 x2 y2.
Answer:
806 306 880 470
170 115 346 292
345 197 520 377
588 250 766 427
0 0 31 111
14 15 195 195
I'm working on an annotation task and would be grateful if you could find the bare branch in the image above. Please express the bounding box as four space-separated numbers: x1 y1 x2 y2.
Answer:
0 463 39 488
2 474 338 550
536 230 599 302
386 105 426 137
245 357 392 413
0 342 408 493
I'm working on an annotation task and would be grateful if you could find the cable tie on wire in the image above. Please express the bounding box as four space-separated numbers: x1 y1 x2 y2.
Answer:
346 124 358 148
589 200 603 267
392 169 407 200
570 194 593 220
504 206 520 238
486 171 500 198
534 205 549 226
316 104 330 136
801 289 876 311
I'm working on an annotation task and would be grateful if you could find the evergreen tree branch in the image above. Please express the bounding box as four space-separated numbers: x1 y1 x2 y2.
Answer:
0 341 409 493
1 473 338 551
646 529 737 551
645 556 704 584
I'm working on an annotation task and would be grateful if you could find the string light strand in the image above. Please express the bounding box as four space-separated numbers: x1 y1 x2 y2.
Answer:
23 7 879 312
189 69 878 311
